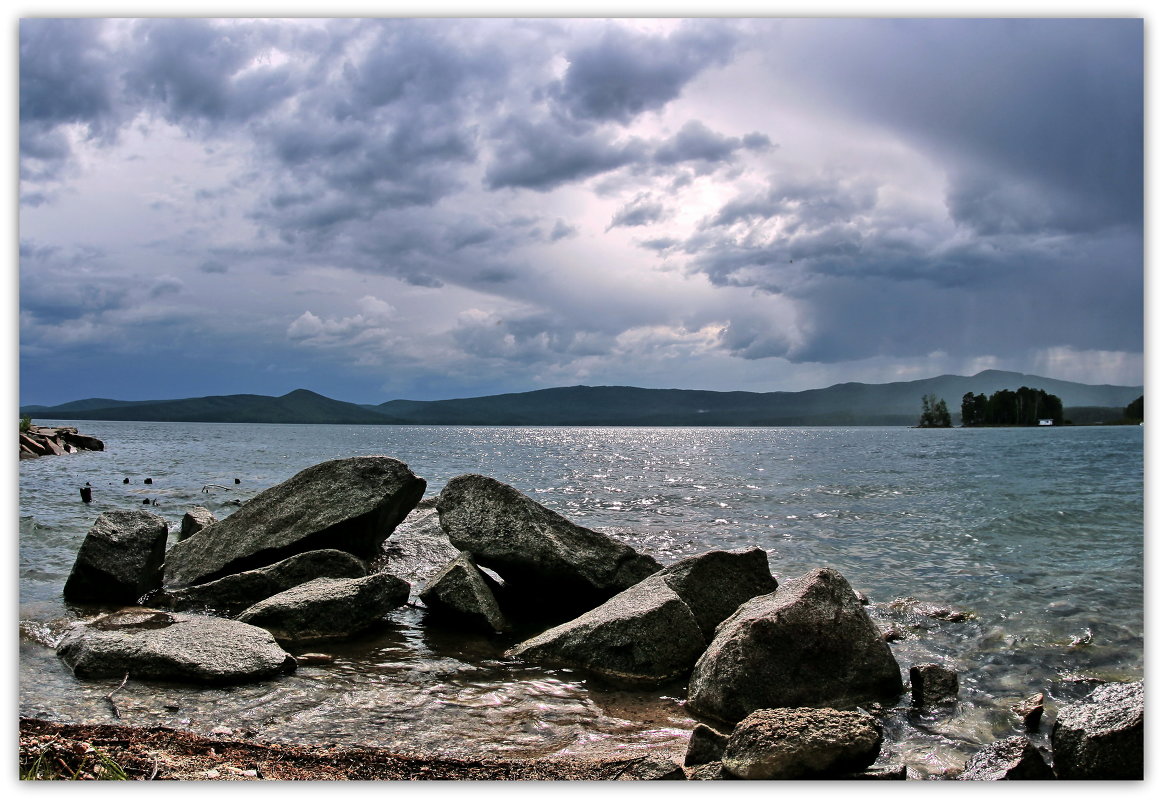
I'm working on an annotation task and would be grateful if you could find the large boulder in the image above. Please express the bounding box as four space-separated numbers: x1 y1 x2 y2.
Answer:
1051 680 1143 779
163 457 426 588
686 568 904 725
505 574 706 686
721 707 883 780
373 501 461 602
656 547 778 638
505 547 780 686
418 552 510 633
958 736 1054 780
436 474 660 615
63 510 170 604
235 572 410 645
56 608 296 684
152 549 368 615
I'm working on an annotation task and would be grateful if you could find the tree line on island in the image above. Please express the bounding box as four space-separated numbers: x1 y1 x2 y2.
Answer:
919 389 1144 428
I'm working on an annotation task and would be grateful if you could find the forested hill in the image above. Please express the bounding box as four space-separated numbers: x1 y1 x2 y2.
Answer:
21 371 1142 427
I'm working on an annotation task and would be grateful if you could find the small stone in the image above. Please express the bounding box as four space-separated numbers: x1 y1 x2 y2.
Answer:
910 662 958 707
684 723 729 767
1011 692 1045 731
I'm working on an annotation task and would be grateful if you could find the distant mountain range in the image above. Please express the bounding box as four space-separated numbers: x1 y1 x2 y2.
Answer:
21 370 1142 427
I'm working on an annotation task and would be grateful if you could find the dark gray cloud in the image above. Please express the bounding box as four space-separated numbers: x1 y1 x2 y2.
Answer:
653 120 771 166
752 18 1142 235
123 19 298 128
484 117 648 191
552 21 738 124
17 18 1143 405
609 193 668 229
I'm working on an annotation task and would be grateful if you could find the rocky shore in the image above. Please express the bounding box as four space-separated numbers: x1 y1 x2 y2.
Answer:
19 424 105 459
34 455 1144 781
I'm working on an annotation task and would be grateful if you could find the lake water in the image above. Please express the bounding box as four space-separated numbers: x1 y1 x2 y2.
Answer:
18 422 1143 777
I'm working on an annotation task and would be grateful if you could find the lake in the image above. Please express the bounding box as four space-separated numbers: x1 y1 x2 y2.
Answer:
18 422 1143 777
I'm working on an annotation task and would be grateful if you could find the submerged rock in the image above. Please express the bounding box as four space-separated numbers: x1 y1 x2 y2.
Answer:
436 474 660 615
958 736 1054 780
721 707 883 780
162 456 425 588
56 608 296 684
886 596 973 622
63 510 169 604
419 552 510 633
235 572 410 645
687 568 904 725
153 549 368 615
1051 680 1143 779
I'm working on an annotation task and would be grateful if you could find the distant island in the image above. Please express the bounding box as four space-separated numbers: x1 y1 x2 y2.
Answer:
20 370 1143 428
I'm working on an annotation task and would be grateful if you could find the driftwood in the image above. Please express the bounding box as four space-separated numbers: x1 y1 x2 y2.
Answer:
103 673 130 719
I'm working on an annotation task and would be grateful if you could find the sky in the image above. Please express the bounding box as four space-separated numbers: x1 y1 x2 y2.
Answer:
15 13 1145 406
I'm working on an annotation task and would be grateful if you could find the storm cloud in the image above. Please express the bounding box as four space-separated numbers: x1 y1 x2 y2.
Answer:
18 18 1143 405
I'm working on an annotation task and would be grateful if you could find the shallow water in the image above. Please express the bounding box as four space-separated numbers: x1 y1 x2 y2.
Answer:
18 423 1143 775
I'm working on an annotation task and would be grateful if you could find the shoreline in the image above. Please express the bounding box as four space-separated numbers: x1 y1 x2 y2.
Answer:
19 717 660 781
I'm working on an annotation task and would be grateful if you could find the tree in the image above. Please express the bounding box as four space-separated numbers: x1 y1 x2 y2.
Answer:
961 392 988 427
1125 395 1143 422
919 394 952 428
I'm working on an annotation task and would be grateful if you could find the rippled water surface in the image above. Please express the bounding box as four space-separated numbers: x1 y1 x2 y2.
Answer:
19 423 1143 775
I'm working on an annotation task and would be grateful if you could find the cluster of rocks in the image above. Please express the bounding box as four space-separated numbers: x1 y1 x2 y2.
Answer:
19 424 104 459
54 456 1144 780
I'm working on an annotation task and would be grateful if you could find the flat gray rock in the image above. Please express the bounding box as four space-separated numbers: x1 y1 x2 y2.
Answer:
436 474 660 614
154 549 368 615
687 567 904 725
64 510 170 604
722 707 883 780
163 456 425 588
236 572 409 644
56 608 295 684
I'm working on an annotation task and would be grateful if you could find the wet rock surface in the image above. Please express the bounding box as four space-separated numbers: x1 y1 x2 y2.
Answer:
235 572 410 645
